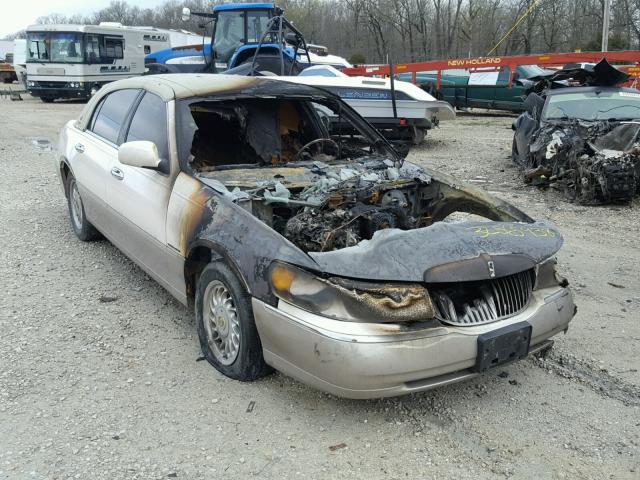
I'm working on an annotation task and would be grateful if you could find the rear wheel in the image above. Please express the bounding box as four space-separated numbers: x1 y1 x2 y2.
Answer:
411 126 426 145
41 97 55 103
196 262 272 381
66 175 99 241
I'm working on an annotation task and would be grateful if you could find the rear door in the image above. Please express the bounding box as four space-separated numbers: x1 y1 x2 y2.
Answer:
71 88 139 232
105 91 178 291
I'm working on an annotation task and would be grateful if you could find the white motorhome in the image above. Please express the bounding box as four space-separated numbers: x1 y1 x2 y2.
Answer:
26 23 200 102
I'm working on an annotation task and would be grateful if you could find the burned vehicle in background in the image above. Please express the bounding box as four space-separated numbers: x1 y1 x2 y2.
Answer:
57 74 575 398
511 60 640 204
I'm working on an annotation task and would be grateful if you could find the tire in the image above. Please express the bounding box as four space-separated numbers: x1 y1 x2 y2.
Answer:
511 136 519 164
66 175 99 241
196 261 272 381
41 97 55 103
411 126 426 145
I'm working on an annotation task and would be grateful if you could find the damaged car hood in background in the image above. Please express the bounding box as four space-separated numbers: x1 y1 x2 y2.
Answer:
526 58 630 94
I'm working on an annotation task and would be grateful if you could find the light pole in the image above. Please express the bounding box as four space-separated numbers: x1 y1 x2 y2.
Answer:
602 0 611 52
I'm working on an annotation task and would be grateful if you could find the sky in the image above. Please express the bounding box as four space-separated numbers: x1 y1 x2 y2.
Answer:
1 0 164 38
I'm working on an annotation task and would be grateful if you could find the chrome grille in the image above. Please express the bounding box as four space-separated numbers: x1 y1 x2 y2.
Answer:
432 270 534 326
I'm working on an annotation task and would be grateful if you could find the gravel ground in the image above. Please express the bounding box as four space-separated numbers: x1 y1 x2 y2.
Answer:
0 91 638 480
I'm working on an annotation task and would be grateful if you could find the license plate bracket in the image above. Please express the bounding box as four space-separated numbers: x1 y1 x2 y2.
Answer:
474 322 532 373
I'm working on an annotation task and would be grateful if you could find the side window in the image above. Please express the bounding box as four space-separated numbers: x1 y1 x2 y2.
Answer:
89 97 106 131
497 67 511 86
144 45 151 54
90 89 139 145
126 92 169 164
104 37 124 58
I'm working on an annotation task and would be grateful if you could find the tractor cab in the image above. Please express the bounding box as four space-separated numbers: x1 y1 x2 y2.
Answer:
147 3 315 75
209 3 276 70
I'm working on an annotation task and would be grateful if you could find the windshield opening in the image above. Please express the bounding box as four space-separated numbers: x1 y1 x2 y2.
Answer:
28 32 83 63
543 91 640 121
178 96 395 173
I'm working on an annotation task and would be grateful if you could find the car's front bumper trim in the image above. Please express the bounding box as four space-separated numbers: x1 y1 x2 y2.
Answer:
252 286 574 399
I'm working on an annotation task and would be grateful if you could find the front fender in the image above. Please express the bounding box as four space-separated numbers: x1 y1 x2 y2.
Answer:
168 173 319 303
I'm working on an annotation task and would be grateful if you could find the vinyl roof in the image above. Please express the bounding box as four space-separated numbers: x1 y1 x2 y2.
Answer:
75 74 333 130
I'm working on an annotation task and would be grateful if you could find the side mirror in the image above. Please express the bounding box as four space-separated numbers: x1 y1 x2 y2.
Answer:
118 141 161 169
181 7 191 22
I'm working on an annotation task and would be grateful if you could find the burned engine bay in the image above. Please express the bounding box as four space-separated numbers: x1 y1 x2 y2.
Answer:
525 120 640 204
183 96 528 253
203 158 439 252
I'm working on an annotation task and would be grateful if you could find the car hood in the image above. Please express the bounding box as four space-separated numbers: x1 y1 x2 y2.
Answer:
308 220 562 282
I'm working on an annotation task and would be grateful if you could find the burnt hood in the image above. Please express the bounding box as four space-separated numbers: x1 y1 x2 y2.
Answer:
308 221 563 282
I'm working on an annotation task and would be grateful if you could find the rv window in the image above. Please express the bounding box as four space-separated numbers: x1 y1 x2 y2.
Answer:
126 92 169 170
85 35 101 63
104 38 124 59
90 89 139 145
27 33 48 61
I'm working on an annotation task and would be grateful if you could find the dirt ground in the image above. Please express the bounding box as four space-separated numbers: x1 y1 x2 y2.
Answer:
1 90 638 480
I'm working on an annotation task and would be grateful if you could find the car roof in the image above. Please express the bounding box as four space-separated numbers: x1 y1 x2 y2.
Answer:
76 74 334 131
546 86 640 96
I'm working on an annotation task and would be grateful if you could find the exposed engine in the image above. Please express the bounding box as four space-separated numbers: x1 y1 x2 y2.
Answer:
199 157 448 253
269 160 429 252
526 120 640 204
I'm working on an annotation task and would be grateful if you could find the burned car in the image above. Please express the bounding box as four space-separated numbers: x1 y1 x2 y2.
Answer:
512 61 640 204
57 74 575 398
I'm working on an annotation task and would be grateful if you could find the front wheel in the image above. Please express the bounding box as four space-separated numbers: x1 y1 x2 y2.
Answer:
511 136 520 164
41 97 55 103
196 262 272 381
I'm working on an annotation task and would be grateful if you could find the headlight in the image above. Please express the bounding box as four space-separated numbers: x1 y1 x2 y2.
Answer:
534 257 568 290
27 81 35 87
269 262 436 323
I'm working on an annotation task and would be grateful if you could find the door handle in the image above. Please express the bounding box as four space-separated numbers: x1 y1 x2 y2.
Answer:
110 167 124 180
74 143 85 153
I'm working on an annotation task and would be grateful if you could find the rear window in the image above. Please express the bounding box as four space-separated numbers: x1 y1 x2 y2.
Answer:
90 89 139 144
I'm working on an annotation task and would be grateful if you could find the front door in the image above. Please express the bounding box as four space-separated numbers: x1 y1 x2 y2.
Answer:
105 92 177 288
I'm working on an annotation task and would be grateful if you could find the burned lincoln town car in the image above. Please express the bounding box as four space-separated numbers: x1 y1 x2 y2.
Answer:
57 74 575 398
512 60 640 204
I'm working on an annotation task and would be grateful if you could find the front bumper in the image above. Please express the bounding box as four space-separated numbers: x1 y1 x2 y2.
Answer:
253 286 575 398
28 82 91 99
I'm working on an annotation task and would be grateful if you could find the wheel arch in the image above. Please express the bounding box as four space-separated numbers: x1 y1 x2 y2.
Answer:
59 158 73 198
233 45 281 67
184 239 252 310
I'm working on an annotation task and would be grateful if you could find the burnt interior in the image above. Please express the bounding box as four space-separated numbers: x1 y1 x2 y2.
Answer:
189 99 328 169
183 97 528 253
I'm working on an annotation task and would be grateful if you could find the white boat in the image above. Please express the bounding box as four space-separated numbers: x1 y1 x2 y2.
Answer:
274 65 456 144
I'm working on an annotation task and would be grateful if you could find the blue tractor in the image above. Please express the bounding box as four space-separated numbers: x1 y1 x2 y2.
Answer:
145 3 312 75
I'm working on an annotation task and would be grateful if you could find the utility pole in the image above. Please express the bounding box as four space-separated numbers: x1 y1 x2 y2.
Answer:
602 0 611 52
